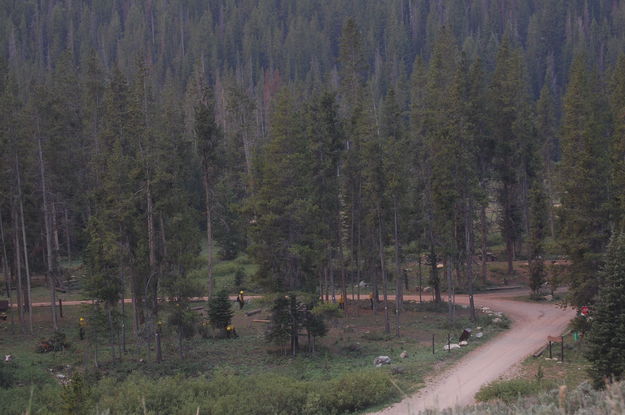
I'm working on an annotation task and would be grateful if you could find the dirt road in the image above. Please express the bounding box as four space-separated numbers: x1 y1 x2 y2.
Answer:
373 290 576 414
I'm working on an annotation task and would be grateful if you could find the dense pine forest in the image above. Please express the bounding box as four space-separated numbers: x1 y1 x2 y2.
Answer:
3 1 625 412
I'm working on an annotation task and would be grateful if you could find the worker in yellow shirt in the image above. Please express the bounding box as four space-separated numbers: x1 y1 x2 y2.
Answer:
79 317 86 340
226 324 238 338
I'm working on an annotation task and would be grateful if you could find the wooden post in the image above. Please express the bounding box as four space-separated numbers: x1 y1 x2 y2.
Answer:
549 341 552 359
432 334 435 355
447 333 451 353
59 298 63 318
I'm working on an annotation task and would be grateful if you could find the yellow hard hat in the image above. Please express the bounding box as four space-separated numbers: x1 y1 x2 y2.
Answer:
240 290 244 294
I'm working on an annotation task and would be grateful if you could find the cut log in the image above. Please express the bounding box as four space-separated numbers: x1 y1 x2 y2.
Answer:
533 344 548 358
245 308 262 317
252 319 270 324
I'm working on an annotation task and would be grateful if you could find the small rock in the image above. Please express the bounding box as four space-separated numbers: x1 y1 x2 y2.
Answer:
346 343 362 352
4 355 13 362
475 332 483 338
423 286 432 293
400 351 408 359
358 281 369 288
56 374 66 379
493 317 502 324
391 366 405 375
374 356 392 367
443 344 461 351
544 295 553 301
459 341 468 346
476 326 482 331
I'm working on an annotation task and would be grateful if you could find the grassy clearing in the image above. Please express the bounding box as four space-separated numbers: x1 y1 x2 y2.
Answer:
0 299 505 414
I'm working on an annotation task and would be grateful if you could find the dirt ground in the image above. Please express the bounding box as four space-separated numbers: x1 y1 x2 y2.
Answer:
372 289 576 414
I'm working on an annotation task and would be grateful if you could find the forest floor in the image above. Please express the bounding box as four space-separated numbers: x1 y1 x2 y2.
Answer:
0 296 506 414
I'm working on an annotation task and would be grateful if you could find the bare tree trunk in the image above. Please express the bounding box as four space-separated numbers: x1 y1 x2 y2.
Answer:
12 204 24 328
0 209 13 312
16 156 33 334
465 199 477 322
52 202 60 256
393 199 402 337
418 252 423 303
107 307 116 360
0 209 13 328
378 211 390 334
446 255 454 325
120 262 127 353
330 260 336 302
64 207 71 262
202 171 214 299
37 135 58 330
146 179 160 363
480 202 488 283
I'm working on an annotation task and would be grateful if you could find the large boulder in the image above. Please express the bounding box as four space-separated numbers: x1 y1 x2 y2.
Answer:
374 356 392 367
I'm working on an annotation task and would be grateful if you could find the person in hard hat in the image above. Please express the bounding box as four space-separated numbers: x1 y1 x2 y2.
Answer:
79 317 86 340
338 294 345 310
226 324 238 338
237 290 245 309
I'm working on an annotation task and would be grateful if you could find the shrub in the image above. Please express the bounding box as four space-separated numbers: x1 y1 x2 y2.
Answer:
475 379 543 403
0 363 15 389
324 370 396 412
79 369 396 414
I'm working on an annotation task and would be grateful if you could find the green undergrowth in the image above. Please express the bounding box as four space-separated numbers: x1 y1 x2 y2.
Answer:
0 369 396 415
0 301 505 414
426 380 625 414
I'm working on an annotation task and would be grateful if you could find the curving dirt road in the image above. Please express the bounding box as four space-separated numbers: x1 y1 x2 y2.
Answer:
373 290 576 415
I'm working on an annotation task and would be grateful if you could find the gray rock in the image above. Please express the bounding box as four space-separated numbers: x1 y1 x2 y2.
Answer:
400 351 408 359
475 332 484 338
374 356 392 367
443 343 461 351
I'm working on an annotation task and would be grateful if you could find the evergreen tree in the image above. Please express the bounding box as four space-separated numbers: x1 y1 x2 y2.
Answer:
489 36 532 277
208 289 234 333
560 55 611 306
194 87 223 299
266 295 292 355
586 233 625 387
249 90 317 292
528 179 548 296
610 55 625 230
